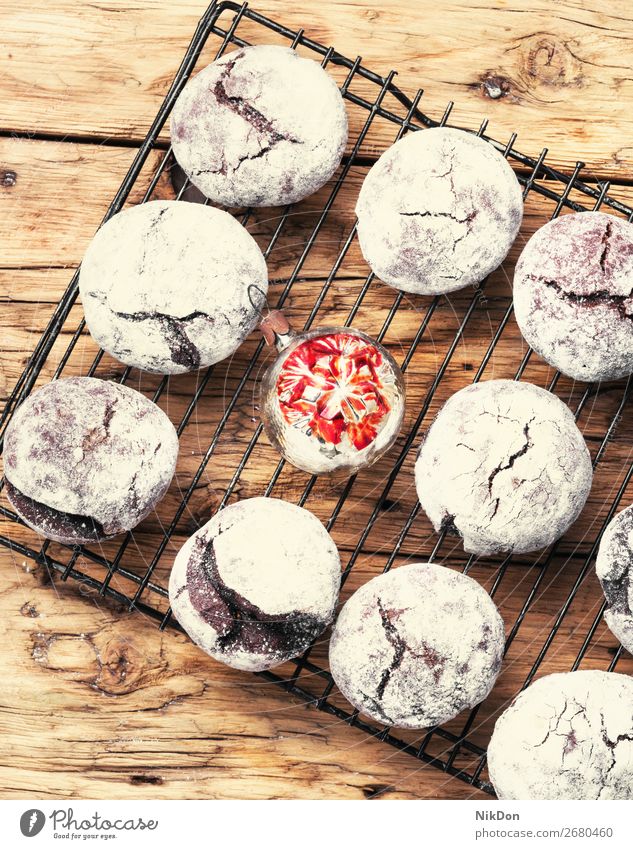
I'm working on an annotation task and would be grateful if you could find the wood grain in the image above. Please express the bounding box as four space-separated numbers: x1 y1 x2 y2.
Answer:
2 0 633 802
1 1 633 177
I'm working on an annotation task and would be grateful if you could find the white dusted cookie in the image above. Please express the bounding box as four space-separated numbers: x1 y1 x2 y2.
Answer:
170 45 348 207
596 504 633 654
488 671 633 799
329 563 505 728
79 200 268 374
169 497 341 671
415 380 593 555
355 127 523 294
4 377 178 544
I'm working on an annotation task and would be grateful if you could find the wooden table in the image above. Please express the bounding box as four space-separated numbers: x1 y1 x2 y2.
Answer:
1 0 633 800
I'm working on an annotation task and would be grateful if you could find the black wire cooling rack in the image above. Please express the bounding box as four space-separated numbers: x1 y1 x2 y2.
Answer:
2 0 633 796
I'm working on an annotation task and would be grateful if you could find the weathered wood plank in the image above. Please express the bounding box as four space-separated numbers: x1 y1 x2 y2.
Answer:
1 1 632 177
3 2 633 800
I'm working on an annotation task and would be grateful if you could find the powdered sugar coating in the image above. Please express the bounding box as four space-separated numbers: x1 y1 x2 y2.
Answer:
329 563 505 729
168 497 341 671
170 45 348 207
415 380 593 555
514 212 633 382
488 671 633 799
355 127 523 295
595 505 633 654
79 200 268 374
3 377 179 544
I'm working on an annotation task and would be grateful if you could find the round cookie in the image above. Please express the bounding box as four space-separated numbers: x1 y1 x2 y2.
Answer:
3 377 178 545
415 380 593 555
170 45 348 207
488 671 633 799
329 563 505 729
595 504 633 654
513 212 633 382
79 200 268 374
355 127 523 295
168 497 341 671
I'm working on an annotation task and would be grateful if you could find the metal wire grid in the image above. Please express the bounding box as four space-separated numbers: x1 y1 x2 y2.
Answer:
1 0 633 794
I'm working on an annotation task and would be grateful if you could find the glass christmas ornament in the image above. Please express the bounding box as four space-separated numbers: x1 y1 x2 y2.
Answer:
260 311 405 475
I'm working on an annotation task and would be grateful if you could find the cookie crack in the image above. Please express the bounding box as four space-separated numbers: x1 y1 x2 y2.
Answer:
5 480 106 542
358 690 394 726
600 561 632 617
211 54 303 176
440 512 461 538
599 219 612 273
138 205 169 273
526 273 633 321
534 698 587 765
487 418 534 495
375 599 407 699
127 470 140 515
398 209 476 226
599 708 633 791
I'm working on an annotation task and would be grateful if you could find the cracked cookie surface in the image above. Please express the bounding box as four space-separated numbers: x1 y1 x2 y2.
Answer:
79 200 268 374
329 563 505 729
168 497 341 671
414 380 593 555
596 504 633 655
514 211 633 382
170 45 348 207
488 671 633 799
355 127 523 295
3 377 179 544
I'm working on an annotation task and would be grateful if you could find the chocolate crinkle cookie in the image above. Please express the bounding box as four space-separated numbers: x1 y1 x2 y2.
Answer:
488 671 633 799
595 504 633 654
168 497 341 671
170 45 348 207
355 127 523 295
79 200 268 374
514 211 633 382
415 380 593 555
329 563 505 729
3 377 179 545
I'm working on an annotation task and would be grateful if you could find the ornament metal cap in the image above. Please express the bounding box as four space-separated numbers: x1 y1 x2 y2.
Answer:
260 309 296 351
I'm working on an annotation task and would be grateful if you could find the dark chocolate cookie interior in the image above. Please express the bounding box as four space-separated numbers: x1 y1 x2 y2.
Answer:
5 479 106 545
183 533 326 661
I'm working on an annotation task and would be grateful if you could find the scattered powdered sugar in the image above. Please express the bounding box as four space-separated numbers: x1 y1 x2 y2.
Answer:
4 377 179 541
355 127 523 295
79 200 268 374
170 45 348 207
168 497 341 671
595 505 633 655
488 671 633 799
415 380 593 555
329 563 505 729
514 212 633 382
